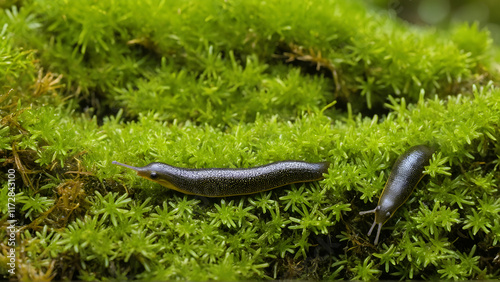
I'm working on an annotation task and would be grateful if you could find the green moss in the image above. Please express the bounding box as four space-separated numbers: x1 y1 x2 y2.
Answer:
0 22 36 93
1 0 500 280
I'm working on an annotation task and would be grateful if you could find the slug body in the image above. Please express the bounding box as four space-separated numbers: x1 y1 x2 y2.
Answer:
112 160 330 197
359 145 434 245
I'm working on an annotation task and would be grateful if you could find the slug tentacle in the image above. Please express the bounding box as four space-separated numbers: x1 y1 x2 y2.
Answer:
112 161 141 171
358 207 377 215
367 221 377 236
113 160 330 197
373 223 382 245
359 145 434 245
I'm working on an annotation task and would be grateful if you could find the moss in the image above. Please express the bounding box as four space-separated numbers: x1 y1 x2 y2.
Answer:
1 0 500 280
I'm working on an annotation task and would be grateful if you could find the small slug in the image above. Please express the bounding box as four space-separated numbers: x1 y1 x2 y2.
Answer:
359 145 434 245
112 160 330 197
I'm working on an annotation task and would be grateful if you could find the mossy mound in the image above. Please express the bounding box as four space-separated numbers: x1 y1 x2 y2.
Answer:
1 0 499 280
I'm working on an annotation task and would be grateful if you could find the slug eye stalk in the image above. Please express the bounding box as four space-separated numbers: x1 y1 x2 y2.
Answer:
112 161 140 171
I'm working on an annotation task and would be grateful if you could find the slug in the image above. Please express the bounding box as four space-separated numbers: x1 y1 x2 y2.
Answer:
112 160 330 197
359 145 434 245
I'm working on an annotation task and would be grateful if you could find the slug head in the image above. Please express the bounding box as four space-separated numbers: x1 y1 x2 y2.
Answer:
358 205 392 245
112 161 183 192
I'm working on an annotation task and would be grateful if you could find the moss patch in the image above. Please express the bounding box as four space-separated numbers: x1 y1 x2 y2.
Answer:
1 0 500 280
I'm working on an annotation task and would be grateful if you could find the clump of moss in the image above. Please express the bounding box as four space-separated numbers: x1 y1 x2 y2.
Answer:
1 0 500 280
3 0 496 120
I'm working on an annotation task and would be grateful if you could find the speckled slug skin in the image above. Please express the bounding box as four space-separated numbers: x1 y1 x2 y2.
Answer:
113 161 330 197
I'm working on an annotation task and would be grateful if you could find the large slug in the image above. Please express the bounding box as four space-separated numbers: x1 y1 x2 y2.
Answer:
359 145 434 245
112 160 330 197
